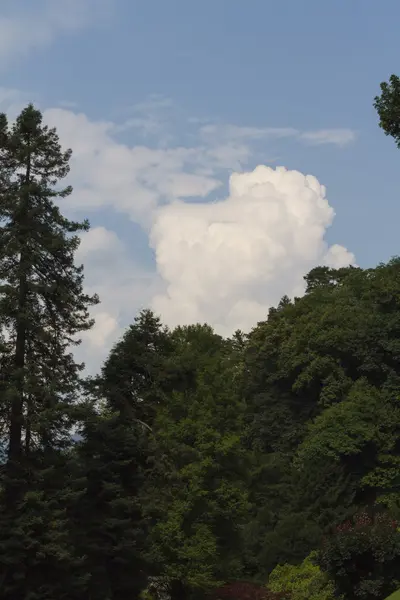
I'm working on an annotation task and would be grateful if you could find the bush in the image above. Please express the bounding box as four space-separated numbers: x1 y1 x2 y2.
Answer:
268 552 335 600
214 581 289 600
318 512 400 600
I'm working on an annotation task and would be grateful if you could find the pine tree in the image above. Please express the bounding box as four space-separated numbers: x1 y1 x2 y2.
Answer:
71 310 173 599
0 104 98 598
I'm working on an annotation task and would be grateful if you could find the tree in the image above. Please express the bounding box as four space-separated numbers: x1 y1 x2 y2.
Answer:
374 74 400 147
142 324 250 599
240 294 324 577
99 309 173 426
296 378 400 515
0 104 98 598
241 260 400 577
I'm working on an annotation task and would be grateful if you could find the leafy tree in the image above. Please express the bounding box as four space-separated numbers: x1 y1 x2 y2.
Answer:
241 292 327 576
142 324 250 599
374 74 400 147
296 378 400 515
242 260 400 577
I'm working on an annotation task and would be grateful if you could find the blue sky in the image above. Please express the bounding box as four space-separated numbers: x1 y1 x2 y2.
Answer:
1 0 400 368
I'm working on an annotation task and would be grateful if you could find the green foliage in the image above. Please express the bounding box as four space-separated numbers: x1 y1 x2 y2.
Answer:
268 552 335 600
141 325 250 595
297 380 383 463
296 378 400 512
374 74 400 148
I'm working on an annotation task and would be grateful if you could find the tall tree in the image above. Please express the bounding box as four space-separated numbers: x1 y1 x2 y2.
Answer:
0 104 98 598
142 324 250 599
71 310 174 600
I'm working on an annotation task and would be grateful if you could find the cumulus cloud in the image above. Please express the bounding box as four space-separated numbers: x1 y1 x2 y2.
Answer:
0 93 356 368
150 165 355 335
0 0 111 68
41 106 356 364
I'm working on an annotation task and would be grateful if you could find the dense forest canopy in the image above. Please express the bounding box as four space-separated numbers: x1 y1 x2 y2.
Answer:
0 77 400 599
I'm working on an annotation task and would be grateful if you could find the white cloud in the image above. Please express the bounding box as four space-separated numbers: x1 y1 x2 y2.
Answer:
43 106 356 230
200 124 299 142
149 165 355 335
43 108 225 225
200 122 356 147
300 129 357 146
324 243 356 267
0 0 111 68
0 95 355 368
40 106 356 365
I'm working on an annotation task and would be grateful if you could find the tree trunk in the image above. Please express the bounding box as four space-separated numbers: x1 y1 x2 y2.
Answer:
170 580 188 600
7 148 31 478
8 251 28 464
25 394 32 457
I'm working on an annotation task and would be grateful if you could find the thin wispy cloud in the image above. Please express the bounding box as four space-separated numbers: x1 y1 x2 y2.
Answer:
300 128 357 146
200 122 357 147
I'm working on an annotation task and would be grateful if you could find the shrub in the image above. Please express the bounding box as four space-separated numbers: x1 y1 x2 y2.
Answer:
214 581 289 600
268 552 335 600
318 512 400 600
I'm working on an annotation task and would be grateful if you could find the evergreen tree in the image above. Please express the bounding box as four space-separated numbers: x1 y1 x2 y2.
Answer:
0 104 98 598
71 310 173 599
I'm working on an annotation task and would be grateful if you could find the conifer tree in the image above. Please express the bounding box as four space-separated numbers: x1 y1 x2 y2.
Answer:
72 310 173 599
0 104 98 598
